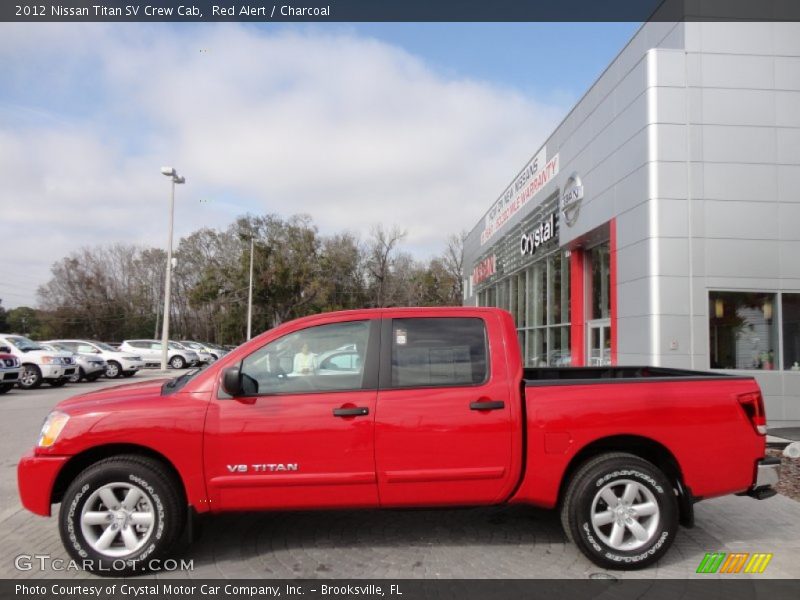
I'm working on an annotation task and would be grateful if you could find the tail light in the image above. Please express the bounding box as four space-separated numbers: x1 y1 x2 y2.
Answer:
738 391 767 435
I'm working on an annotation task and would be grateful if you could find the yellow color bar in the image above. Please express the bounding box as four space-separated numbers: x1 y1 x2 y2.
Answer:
744 553 773 574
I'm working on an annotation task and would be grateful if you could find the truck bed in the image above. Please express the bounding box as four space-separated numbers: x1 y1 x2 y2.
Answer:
524 365 748 385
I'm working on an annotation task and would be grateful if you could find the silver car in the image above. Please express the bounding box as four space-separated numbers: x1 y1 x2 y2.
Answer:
178 341 217 364
42 341 107 382
120 340 199 369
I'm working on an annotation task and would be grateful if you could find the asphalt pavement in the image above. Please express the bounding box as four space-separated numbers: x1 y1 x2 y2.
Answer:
1 374 799 580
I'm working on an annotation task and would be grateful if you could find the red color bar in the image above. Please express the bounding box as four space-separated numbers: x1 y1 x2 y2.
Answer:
610 218 618 365
570 248 585 367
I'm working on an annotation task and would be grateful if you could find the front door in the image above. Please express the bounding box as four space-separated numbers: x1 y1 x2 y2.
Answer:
204 318 380 511
587 319 611 366
374 313 516 507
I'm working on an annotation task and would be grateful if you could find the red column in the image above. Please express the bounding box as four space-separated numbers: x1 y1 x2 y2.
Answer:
570 249 585 367
610 218 618 366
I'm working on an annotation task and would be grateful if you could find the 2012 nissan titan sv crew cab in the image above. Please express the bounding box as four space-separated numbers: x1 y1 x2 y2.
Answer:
18 308 780 574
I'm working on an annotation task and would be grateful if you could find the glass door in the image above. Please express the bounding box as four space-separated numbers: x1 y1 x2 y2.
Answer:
587 319 611 366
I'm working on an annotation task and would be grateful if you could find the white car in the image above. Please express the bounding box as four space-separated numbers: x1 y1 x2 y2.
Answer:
0 334 74 389
49 340 145 379
120 340 199 369
0 343 22 394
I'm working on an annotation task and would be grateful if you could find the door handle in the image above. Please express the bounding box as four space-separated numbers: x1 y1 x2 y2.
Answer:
470 400 505 411
333 407 370 417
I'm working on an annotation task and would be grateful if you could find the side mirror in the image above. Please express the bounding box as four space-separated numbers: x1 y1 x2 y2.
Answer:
221 366 243 397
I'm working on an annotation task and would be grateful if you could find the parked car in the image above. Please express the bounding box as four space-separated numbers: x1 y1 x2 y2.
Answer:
0 344 22 394
42 342 107 383
180 340 222 361
17 307 778 575
120 339 199 369
174 341 214 364
0 334 73 388
49 340 144 379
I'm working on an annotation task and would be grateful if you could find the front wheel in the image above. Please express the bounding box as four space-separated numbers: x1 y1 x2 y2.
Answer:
69 367 85 383
18 364 43 389
0 383 14 394
49 378 68 387
59 455 185 576
122 371 136 378
105 361 122 379
560 452 678 570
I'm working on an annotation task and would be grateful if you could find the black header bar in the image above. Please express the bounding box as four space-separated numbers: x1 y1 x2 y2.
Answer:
2 0 800 23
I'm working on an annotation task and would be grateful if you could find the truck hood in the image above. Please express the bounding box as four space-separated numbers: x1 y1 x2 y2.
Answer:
56 378 172 413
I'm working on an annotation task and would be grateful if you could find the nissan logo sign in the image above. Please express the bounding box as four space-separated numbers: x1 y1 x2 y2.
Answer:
560 173 584 226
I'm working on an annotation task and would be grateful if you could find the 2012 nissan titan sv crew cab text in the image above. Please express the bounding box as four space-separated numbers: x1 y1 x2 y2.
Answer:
18 307 780 573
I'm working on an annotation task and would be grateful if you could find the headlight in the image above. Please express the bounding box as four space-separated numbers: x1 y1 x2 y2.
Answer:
38 411 70 448
41 356 62 365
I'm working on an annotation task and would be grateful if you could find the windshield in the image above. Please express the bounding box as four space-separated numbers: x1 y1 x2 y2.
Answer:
90 341 117 352
5 336 43 352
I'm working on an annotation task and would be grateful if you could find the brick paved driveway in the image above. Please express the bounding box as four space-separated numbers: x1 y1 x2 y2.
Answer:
2 376 798 580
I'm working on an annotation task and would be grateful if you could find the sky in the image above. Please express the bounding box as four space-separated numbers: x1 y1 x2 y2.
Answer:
0 21 640 308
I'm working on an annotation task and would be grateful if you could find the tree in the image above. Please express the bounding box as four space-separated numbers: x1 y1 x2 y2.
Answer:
0 299 8 333
365 225 407 307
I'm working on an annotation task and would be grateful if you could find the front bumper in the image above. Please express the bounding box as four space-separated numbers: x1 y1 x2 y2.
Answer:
1 368 22 382
17 451 69 516
39 364 64 379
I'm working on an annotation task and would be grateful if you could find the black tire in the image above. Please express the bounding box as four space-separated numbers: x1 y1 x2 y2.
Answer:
122 371 136 378
560 452 678 570
49 378 68 387
59 455 185 576
169 355 186 369
86 372 103 382
210 354 218 361
69 367 85 384
18 364 43 389
0 383 13 394
105 361 122 379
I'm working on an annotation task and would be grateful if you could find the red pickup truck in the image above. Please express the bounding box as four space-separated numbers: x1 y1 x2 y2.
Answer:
18 307 779 574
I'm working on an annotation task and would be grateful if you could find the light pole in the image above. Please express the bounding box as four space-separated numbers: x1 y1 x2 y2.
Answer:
247 236 254 340
159 167 185 371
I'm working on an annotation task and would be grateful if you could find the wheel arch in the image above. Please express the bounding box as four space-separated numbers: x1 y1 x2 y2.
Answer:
558 435 694 527
51 444 188 508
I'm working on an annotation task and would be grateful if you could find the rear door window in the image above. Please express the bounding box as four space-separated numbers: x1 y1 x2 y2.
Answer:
389 318 488 388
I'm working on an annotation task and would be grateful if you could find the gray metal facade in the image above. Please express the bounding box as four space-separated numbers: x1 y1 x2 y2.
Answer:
463 21 800 426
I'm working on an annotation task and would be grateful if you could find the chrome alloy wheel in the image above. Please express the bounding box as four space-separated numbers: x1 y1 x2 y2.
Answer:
20 366 38 387
590 479 660 551
80 482 155 557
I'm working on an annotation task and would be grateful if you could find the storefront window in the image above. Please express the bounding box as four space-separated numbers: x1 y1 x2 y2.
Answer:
588 242 610 320
783 294 800 371
475 250 570 367
709 291 779 370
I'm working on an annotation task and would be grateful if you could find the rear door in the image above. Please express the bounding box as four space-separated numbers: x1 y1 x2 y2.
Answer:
374 312 516 506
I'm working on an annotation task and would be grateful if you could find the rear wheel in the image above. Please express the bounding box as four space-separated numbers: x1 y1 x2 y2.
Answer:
560 452 678 570
86 372 103 382
49 378 68 387
105 361 122 379
18 364 42 389
122 372 136 378
59 455 185 576
169 356 185 370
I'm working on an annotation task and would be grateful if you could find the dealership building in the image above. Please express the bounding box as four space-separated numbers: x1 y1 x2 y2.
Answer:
463 20 800 425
